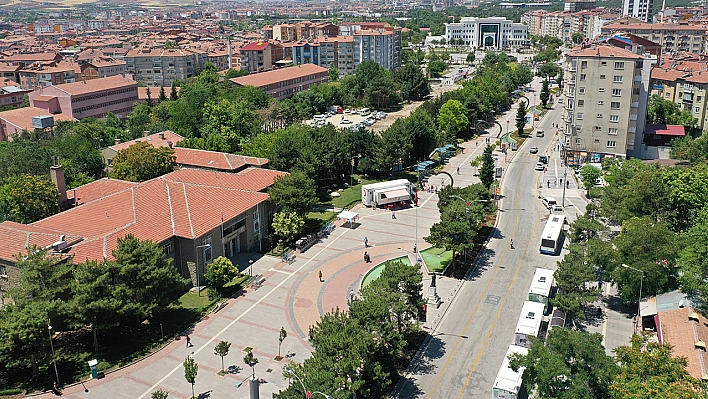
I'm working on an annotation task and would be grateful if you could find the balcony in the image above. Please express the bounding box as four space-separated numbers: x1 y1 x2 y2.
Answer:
630 113 638 121
634 76 642 82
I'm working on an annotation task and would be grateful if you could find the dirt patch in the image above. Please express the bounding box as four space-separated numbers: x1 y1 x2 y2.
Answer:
372 84 461 133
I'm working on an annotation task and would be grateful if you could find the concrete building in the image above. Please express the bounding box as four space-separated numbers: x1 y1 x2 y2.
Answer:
125 48 201 87
565 0 596 12
29 75 138 120
601 20 707 54
292 41 320 66
562 43 655 163
623 0 654 22
319 36 355 76
79 58 127 81
19 60 78 90
353 28 402 70
240 41 276 73
651 60 708 133
444 17 528 49
230 64 328 100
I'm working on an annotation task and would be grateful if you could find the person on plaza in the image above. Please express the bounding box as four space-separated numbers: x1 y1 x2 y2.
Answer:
560 177 563 185
457 167 460 174
510 239 514 249
566 180 570 188
186 335 192 348
318 270 323 282
391 210 396 219
350 290 355 303
364 237 369 247
364 251 368 262
547 180 550 188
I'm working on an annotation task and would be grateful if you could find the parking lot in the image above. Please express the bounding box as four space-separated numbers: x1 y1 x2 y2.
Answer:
305 109 387 130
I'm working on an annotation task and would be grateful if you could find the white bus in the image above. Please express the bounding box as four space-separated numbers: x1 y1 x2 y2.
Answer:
539 215 566 255
492 345 528 399
528 268 554 313
359 107 371 116
514 301 546 348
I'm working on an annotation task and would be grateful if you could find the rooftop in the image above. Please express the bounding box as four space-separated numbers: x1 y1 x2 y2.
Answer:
50 75 137 96
230 64 327 88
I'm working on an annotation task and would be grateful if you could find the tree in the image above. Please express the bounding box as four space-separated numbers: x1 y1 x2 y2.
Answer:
438 99 469 143
678 206 708 303
375 122 412 173
466 52 475 65
365 75 401 109
425 193 484 270
268 171 318 216
278 327 287 358
0 300 51 376
214 340 231 372
170 83 178 101
552 242 603 319
272 210 305 244
183 356 198 399
427 60 447 78
151 389 169 399
579 163 601 191
205 256 239 296
111 234 190 321
200 99 262 152
393 64 430 101
539 79 550 108
328 63 339 82
243 347 259 377
158 86 167 103
611 333 705 399
145 87 154 107
109 141 175 182
0 174 60 223
572 32 584 44
515 100 527 137
509 328 617 399
479 145 495 189
470 155 483 176
224 68 249 79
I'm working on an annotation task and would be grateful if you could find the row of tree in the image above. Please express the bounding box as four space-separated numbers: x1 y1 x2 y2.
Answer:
274 260 424 399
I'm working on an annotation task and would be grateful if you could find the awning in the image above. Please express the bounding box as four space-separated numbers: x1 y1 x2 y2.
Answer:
377 187 410 205
337 210 359 221
640 296 657 317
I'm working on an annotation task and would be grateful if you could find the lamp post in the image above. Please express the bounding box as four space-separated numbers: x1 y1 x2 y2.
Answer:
196 244 211 296
620 263 644 334
283 366 335 399
48 322 59 386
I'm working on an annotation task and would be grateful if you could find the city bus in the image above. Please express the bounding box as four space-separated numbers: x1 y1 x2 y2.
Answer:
528 268 554 314
539 215 566 255
492 345 528 399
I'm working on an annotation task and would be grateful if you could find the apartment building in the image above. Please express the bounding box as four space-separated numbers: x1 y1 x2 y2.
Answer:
320 36 355 76
522 8 621 41
601 20 707 54
292 41 319 66
623 0 654 22
240 41 274 73
29 75 138 119
125 48 200 87
0 62 22 84
565 0 596 12
651 58 708 133
230 64 328 100
353 28 402 70
79 57 127 81
444 17 529 49
18 60 78 90
272 24 297 41
562 43 655 163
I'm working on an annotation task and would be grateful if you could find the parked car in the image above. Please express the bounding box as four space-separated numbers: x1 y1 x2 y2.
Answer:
535 162 544 171
344 109 351 114
340 119 353 124
530 146 538 154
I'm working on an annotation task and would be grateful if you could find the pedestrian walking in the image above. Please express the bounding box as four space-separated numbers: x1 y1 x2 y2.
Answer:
560 177 563 185
554 178 557 187
350 290 355 303
547 180 550 188
391 210 396 219
364 251 368 262
186 335 192 348
318 270 323 282
566 180 570 188
457 167 460 174
364 237 369 247
413 243 417 253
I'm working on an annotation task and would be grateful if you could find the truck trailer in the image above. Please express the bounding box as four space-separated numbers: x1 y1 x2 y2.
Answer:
361 179 414 207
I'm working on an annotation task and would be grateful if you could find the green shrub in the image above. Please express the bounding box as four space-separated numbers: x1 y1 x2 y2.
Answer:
0 388 23 395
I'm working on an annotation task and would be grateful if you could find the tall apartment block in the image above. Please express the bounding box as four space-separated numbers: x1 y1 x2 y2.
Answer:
353 28 402 71
562 43 655 164
623 0 654 22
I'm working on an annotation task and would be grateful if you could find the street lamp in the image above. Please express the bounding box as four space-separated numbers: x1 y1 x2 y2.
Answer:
196 244 211 297
620 263 644 333
283 365 335 399
48 322 59 386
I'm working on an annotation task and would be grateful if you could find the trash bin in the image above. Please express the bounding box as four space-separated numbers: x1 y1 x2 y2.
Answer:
88 359 98 379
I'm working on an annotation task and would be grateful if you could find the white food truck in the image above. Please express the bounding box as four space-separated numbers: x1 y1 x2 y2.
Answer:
361 179 414 207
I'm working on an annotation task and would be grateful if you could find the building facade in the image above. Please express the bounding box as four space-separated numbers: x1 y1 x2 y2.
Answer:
562 43 655 163
353 28 402 70
623 0 654 22
230 64 328 100
601 21 707 54
444 17 529 49
29 75 138 119
125 48 201 87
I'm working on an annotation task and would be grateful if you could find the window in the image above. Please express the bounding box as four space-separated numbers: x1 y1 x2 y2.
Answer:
601 61 607 66
666 93 671 98
598 101 604 105
162 242 173 256
611 102 621 109
581 61 587 68
599 88 605 93
610 115 619 122
597 113 603 118
607 140 616 148
577 99 584 107
615 62 624 69
579 87 585 94
0 265 5 276
609 127 618 135
696 107 700 113
580 74 586 81
612 88 622 96
600 74 606 79
698 96 703 102
577 113 583 119
595 126 602 131
613 75 623 83
575 138 581 144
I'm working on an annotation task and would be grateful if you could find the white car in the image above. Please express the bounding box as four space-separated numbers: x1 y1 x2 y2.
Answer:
535 162 544 171
344 109 351 114
340 119 353 124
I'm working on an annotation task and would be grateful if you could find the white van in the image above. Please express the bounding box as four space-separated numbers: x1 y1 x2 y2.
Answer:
542 197 557 209
359 108 371 116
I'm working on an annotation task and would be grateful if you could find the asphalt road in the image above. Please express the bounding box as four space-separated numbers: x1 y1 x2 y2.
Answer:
393 78 569 399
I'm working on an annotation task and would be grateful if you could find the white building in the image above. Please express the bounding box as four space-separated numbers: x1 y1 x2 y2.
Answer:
623 0 654 22
353 28 402 70
444 17 529 49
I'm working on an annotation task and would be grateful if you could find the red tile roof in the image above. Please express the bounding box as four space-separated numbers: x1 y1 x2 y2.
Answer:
567 44 643 59
658 307 708 379
0 106 75 134
51 75 136 96
109 130 184 152
651 68 691 81
230 64 327 88
0 167 285 264
173 147 269 171
241 41 270 51
645 124 686 136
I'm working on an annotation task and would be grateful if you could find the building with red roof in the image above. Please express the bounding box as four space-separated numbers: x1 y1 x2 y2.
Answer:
230 64 327 100
0 165 287 297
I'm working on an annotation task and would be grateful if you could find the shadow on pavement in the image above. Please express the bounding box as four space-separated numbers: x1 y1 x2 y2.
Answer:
602 295 634 318
197 390 212 399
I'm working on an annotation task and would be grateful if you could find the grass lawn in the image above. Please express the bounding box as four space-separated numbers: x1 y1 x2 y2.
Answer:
323 175 378 209
361 255 413 288
420 247 453 273
178 290 216 312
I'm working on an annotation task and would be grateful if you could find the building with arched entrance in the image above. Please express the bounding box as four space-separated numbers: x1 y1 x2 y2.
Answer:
444 17 529 50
